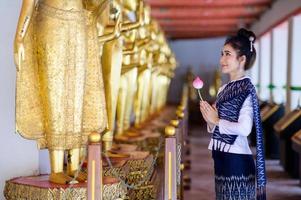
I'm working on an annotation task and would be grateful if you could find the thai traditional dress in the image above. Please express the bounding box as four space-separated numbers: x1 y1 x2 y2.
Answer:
16 0 107 150
208 76 266 200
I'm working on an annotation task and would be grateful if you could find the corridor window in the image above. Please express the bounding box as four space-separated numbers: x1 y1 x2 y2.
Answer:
272 22 288 104
259 32 271 101
291 14 301 109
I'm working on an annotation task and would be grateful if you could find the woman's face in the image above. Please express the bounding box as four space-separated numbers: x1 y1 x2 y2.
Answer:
220 44 243 75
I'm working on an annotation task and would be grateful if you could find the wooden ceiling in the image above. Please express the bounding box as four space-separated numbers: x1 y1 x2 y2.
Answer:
146 0 274 39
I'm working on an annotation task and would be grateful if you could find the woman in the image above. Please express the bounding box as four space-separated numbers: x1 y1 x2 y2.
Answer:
200 28 267 200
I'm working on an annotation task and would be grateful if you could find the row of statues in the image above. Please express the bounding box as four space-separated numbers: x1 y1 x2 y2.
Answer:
14 0 176 184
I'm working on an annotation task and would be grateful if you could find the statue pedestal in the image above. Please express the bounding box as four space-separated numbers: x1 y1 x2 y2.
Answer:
4 175 127 200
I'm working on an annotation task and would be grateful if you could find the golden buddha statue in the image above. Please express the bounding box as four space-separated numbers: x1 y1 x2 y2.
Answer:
161 55 176 107
186 67 197 102
122 54 139 132
134 48 151 127
157 48 176 110
133 4 153 127
146 23 165 114
209 69 222 98
150 53 165 113
148 30 175 113
14 0 121 184
100 0 143 150
115 34 138 136
115 0 149 136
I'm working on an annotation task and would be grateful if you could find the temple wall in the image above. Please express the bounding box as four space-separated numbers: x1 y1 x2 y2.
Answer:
167 37 226 104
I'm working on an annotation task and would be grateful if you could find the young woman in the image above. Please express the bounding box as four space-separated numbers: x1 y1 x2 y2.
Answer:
200 28 267 200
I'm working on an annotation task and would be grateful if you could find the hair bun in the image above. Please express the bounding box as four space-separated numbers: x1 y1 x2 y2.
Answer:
237 28 256 43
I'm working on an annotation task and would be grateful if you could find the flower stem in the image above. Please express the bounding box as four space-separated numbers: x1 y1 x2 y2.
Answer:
197 89 203 101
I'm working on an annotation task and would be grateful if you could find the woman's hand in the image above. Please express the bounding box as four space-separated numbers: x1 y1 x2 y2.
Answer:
199 101 219 126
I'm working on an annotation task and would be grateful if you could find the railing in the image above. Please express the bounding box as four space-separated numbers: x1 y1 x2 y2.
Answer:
164 85 189 200
164 125 178 200
87 132 103 200
86 85 189 200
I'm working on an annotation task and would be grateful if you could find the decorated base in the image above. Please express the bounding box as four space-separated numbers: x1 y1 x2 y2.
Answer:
4 175 127 200
128 169 161 200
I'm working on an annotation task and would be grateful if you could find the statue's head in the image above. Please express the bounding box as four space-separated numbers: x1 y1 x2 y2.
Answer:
143 5 151 25
109 1 121 21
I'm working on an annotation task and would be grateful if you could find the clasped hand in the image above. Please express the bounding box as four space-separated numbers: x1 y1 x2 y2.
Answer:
199 101 219 126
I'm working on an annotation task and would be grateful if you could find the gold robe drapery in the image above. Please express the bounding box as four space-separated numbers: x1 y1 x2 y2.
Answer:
16 2 107 150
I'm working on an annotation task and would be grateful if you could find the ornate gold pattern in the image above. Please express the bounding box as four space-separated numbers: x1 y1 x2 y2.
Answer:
4 180 127 200
128 184 157 200
104 164 130 180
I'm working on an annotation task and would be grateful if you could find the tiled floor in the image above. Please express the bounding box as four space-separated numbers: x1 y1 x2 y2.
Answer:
184 125 301 200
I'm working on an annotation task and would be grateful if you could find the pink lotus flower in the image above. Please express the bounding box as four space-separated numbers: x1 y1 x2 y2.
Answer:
192 76 204 101
192 77 204 89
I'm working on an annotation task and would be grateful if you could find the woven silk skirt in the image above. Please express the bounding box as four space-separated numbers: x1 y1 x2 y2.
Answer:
212 150 256 200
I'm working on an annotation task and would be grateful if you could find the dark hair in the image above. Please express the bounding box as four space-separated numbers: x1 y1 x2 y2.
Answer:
224 28 257 70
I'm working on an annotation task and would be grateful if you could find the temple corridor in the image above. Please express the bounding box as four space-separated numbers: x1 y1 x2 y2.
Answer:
184 125 301 200
2 1 301 199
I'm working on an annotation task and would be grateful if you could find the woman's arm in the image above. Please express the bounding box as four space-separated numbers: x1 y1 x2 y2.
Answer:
14 0 35 71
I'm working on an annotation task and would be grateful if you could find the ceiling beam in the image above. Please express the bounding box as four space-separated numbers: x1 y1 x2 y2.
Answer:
157 18 256 27
167 32 236 40
169 35 225 40
166 30 242 38
151 6 268 19
163 26 237 32
165 30 235 34
146 0 271 8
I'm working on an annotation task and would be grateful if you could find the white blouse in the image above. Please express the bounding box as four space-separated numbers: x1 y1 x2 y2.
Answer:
207 77 253 155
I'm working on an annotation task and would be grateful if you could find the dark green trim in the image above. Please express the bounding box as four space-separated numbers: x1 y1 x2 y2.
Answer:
290 86 301 91
255 84 301 90
268 84 276 90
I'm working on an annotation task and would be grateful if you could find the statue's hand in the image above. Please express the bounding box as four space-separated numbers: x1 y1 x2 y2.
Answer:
114 12 121 37
14 41 25 72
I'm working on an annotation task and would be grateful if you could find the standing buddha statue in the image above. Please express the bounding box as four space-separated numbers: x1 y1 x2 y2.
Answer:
14 0 121 184
133 4 152 127
115 0 145 136
100 0 143 150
